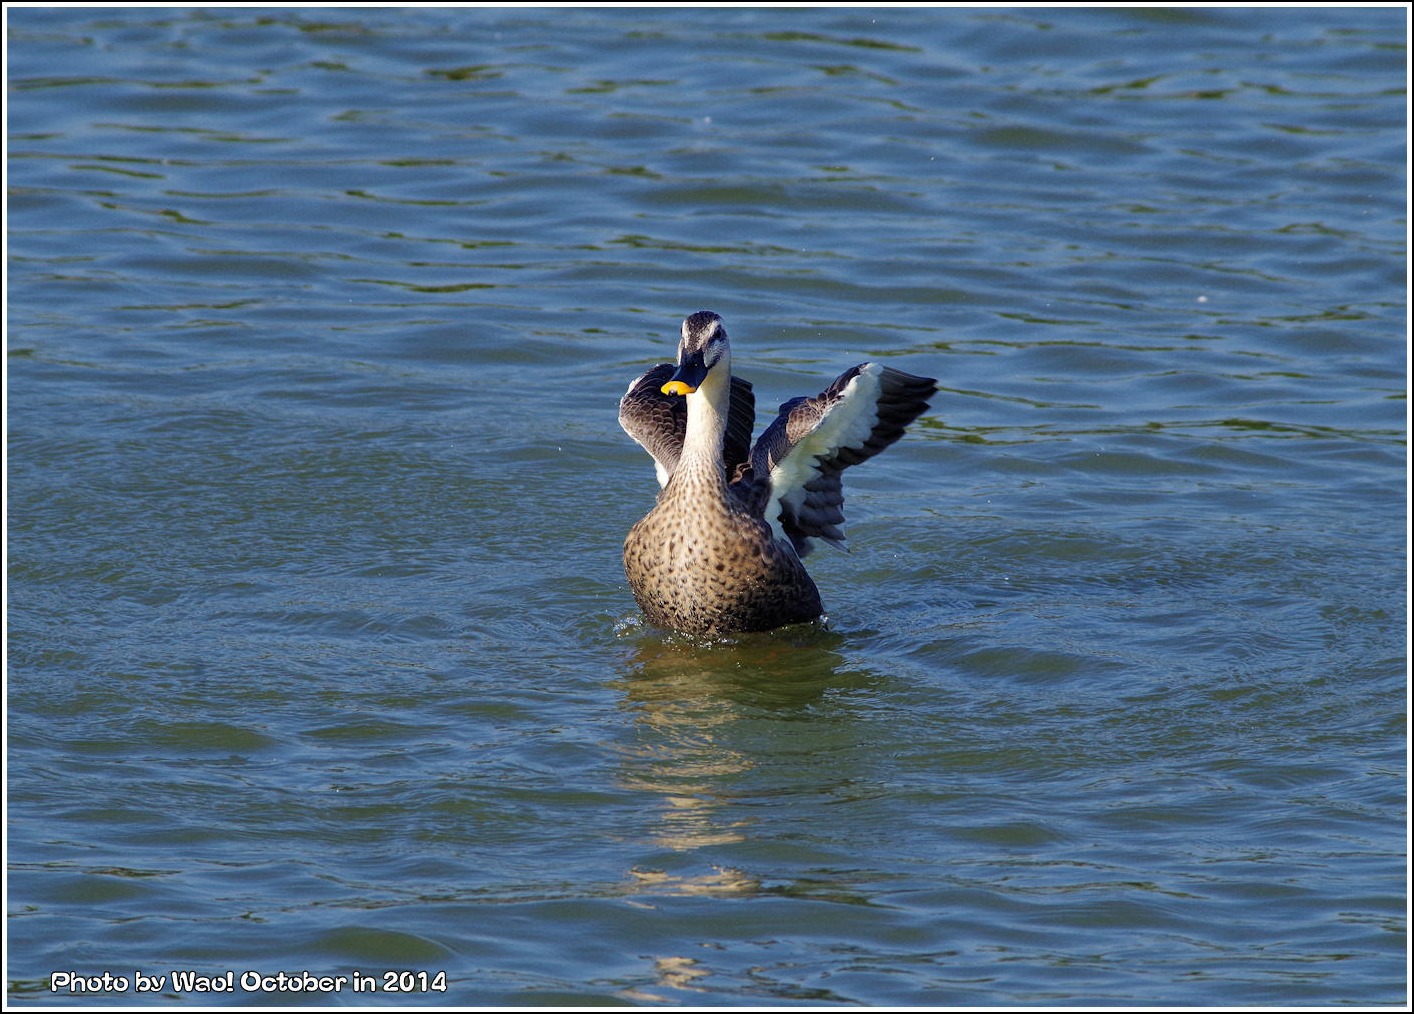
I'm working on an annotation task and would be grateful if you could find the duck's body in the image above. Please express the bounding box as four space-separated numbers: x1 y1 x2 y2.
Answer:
623 470 823 634
620 311 935 635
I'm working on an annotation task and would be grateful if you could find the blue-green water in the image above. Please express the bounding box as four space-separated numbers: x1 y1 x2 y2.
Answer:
6 5 1407 1007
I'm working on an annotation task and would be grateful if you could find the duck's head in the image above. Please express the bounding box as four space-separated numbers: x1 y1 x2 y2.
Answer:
662 310 730 396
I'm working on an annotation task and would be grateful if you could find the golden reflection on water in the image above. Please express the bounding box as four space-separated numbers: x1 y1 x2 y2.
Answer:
620 953 712 1003
608 633 868 1005
608 629 849 854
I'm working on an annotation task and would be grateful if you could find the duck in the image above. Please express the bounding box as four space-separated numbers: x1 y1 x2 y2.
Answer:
620 310 936 635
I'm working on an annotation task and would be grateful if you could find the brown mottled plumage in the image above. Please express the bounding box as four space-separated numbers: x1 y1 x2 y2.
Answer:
620 311 936 635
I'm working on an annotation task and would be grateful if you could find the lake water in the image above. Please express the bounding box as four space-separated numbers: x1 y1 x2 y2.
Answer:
6 5 1407 1008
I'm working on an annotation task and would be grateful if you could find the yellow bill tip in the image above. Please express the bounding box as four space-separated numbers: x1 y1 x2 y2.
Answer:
661 380 697 396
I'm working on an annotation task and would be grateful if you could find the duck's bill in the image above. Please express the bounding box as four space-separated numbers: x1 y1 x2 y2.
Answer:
661 352 709 396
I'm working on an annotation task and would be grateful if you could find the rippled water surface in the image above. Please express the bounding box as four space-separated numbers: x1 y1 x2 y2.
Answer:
7 6 1407 1008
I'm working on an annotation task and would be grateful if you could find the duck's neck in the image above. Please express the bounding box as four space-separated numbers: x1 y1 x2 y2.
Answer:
672 355 731 494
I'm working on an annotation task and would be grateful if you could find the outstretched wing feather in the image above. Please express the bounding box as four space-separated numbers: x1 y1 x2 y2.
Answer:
750 364 935 556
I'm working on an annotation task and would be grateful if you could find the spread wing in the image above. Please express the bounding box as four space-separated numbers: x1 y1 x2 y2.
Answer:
619 363 756 487
747 363 935 557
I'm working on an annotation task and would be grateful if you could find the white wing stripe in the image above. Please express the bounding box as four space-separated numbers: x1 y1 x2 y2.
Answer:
763 364 884 544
